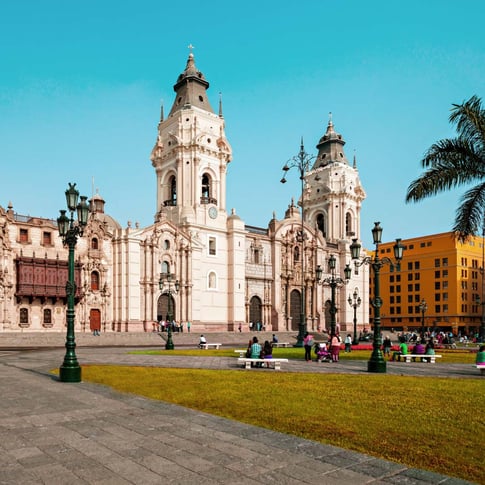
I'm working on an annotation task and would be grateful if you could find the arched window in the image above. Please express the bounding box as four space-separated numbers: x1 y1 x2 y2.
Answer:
202 173 211 199
346 212 353 236
170 175 177 205
91 237 98 250
317 213 326 236
91 271 100 291
161 261 170 274
294 246 300 263
208 271 217 289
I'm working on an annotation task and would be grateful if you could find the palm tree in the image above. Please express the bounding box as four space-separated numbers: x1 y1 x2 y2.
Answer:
406 95 485 240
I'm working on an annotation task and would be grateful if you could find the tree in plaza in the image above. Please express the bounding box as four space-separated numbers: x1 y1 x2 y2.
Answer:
406 95 485 241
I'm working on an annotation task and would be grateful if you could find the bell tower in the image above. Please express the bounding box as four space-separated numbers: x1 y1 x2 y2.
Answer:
304 116 366 242
150 50 232 227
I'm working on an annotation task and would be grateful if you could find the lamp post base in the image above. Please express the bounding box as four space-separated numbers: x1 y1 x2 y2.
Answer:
165 327 175 350
367 354 387 373
59 365 82 383
294 323 305 347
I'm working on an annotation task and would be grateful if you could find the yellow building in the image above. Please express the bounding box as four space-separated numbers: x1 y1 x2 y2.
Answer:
371 231 484 337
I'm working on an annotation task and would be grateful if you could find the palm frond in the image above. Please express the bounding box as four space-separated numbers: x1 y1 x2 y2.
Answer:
406 144 485 202
453 182 485 241
449 95 485 150
422 138 484 171
406 95 485 241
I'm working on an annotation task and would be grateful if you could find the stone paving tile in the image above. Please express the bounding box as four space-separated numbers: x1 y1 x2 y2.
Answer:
346 456 408 478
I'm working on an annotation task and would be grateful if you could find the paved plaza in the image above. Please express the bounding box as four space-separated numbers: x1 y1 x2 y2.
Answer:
0 332 478 484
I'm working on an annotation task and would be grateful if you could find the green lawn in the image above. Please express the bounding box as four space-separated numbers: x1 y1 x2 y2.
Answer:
81 347 484 483
130 346 478 363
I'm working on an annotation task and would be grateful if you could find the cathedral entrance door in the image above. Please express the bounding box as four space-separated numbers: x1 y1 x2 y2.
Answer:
157 294 175 322
290 290 302 331
89 309 101 333
249 296 262 328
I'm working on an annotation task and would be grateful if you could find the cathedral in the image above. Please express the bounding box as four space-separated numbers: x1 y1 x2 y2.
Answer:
0 52 369 334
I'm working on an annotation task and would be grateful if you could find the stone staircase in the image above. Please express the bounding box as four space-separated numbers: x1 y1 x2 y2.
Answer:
0 330 299 349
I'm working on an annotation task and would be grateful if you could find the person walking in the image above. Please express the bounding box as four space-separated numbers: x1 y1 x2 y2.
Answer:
383 335 392 357
344 334 352 352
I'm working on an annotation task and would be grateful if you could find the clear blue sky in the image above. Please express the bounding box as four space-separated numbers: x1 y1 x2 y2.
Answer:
1 0 484 247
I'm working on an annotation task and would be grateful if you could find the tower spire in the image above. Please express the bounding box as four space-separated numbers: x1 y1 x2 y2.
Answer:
219 92 223 118
169 47 214 116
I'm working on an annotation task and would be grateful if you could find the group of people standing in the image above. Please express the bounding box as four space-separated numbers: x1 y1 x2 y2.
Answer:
303 332 343 362
158 320 191 333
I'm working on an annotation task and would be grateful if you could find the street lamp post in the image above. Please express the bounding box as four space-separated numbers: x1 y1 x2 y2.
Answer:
419 299 427 339
315 255 352 336
348 289 362 345
281 139 315 347
476 296 485 343
159 271 180 350
57 183 90 383
350 222 404 373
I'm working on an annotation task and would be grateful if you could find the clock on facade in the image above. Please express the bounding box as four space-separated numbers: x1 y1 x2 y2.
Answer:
208 206 218 219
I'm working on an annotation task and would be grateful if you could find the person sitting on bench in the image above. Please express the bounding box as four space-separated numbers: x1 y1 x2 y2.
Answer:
250 336 262 367
391 337 408 361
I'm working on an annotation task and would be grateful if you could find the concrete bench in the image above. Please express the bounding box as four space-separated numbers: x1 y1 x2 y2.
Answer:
238 358 288 370
199 343 222 349
476 365 485 376
235 349 247 357
272 342 291 348
399 354 442 363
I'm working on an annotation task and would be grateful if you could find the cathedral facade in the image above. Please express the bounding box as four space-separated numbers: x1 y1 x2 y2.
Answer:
0 53 369 334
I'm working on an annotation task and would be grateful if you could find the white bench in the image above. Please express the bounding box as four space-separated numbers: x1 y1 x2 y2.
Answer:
476 365 485 376
238 358 288 370
235 349 247 357
199 343 222 349
272 342 291 348
399 354 442 363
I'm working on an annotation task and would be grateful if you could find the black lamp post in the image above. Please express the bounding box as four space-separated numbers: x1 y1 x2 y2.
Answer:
348 289 362 345
159 271 180 350
281 139 315 347
419 298 427 340
57 183 89 383
350 222 404 373
315 255 352 336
